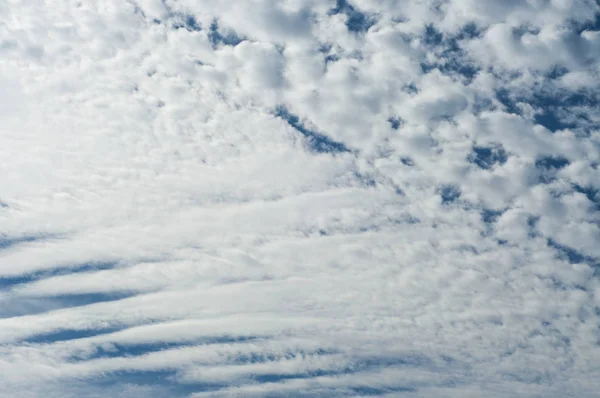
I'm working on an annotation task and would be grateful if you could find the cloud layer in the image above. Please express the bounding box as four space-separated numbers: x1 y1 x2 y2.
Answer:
1 0 599 396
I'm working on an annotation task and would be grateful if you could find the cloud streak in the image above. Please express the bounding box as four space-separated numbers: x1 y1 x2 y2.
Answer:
1 0 599 396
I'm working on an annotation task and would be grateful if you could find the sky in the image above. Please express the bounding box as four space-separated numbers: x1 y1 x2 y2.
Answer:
0 0 600 397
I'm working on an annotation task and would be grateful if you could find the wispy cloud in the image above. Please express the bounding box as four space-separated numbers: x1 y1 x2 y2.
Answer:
1 0 599 396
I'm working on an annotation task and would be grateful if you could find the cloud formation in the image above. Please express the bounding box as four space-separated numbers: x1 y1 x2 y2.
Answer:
1 0 599 396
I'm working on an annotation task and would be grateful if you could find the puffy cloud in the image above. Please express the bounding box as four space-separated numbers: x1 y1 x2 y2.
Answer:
1 0 599 397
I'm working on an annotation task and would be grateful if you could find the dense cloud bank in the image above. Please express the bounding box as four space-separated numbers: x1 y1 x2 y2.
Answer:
1 0 600 396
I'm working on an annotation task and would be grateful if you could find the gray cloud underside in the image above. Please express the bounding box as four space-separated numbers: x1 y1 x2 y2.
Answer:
1 0 600 397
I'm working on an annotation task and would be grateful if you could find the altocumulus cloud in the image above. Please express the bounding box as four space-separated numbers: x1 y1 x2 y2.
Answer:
1 0 600 397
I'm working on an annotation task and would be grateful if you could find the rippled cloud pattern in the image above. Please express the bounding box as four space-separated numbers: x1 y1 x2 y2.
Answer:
1 1 600 397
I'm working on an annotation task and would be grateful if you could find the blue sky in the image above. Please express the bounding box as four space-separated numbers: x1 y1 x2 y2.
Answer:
1 0 600 397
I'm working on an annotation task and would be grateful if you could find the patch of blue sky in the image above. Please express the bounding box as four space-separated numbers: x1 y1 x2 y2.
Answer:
223 353 431 394
495 88 522 116
95 348 435 391
352 171 377 187
349 386 416 396
0 274 33 289
0 261 119 290
535 156 570 184
0 262 131 319
1 291 135 319
24 326 126 344
420 57 479 82
527 215 541 238
438 184 461 204
233 347 336 366
420 24 481 81
545 65 570 79
422 24 443 46
572 12 600 34
530 90 598 133
275 106 351 154
573 184 600 211
325 53 340 64
481 209 504 225
147 4 203 33
496 76 599 133
53 291 134 308
92 370 226 397
266 386 415 398
0 296 69 318
472 97 495 115
242 353 447 396
547 238 597 266
208 20 243 48
535 156 570 170
400 157 414 166
168 16 200 32
328 0 376 34
0 234 45 251
318 43 341 64
82 336 263 361
468 145 508 170
387 116 403 130
90 373 410 398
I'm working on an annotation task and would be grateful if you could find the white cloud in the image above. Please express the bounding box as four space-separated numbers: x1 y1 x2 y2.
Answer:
1 0 599 396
